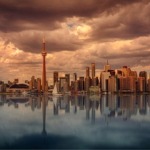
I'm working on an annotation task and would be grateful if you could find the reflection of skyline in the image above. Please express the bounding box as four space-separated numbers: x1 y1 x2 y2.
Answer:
0 94 150 149
1 94 150 149
0 94 150 122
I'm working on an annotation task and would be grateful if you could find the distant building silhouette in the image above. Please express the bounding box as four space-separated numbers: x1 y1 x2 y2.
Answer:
91 63 95 85
53 71 59 86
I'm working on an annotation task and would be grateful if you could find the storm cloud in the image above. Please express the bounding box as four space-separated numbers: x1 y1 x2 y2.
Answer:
0 0 142 31
0 0 146 52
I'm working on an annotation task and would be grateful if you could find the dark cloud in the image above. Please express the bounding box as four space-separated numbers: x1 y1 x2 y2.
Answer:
1 31 83 53
90 0 150 41
0 0 141 32
0 0 149 54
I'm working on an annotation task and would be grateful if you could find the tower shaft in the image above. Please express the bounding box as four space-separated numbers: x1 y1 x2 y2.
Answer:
42 55 46 92
41 40 47 92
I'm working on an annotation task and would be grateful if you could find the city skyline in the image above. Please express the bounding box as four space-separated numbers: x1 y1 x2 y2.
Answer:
0 0 150 83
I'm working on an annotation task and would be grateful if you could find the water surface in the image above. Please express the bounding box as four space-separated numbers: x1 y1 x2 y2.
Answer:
0 94 150 149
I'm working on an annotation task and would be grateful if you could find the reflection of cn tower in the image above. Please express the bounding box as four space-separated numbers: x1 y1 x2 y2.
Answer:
42 96 47 135
91 101 96 124
41 38 47 92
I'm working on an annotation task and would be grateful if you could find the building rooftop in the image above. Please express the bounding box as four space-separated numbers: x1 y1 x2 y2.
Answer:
10 84 29 89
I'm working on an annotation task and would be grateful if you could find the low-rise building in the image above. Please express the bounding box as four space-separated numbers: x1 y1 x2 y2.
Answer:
6 83 29 93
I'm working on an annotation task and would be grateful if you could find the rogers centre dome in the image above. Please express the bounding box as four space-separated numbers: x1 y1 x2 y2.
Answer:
9 84 29 89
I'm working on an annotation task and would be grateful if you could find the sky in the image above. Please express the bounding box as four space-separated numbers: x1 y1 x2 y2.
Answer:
0 0 150 84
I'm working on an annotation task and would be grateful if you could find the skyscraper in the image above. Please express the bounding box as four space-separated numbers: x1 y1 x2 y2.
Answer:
137 77 145 92
73 73 77 81
85 77 91 92
65 74 70 87
41 39 47 92
53 71 59 85
119 76 136 92
61 74 70 92
60 77 67 92
121 66 131 77
37 78 41 93
104 60 111 72
100 71 111 92
85 66 91 92
86 67 90 78
78 77 84 91
139 71 147 91
91 63 95 79
139 71 147 79
30 76 36 90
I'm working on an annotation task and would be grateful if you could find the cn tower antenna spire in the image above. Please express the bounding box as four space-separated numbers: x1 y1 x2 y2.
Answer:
42 37 46 52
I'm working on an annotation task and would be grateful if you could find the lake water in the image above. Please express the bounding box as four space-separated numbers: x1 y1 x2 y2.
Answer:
0 94 150 149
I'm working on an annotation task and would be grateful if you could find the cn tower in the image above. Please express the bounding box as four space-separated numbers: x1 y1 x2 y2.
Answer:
41 38 47 92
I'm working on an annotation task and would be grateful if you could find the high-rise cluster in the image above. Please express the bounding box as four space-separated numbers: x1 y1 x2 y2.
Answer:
29 76 48 92
53 73 70 93
53 61 150 94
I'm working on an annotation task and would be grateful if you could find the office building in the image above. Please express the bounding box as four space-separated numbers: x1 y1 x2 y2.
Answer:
104 60 111 72
59 77 67 92
91 63 95 86
37 78 41 92
74 80 79 93
108 70 115 76
115 70 122 77
29 80 32 90
73 73 77 81
85 77 91 92
78 77 84 91
121 66 131 77
86 67 90 78
147 78 150 92
65 74 70 88
13 79 19 84
130 71 138 78
0 83 6 92
93 77 99 86
100 72 111 92
108 76 118 93
84 66 91 92
63 81 69 92
53 71 58 86
139 71 147 91
137 77 145 92
119 76 136 92
30 76 37 89
91 63 95 79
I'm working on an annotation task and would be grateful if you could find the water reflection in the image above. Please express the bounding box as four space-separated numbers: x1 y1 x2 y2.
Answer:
1 94 150 123
42 96 47 136
0 94 150 148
